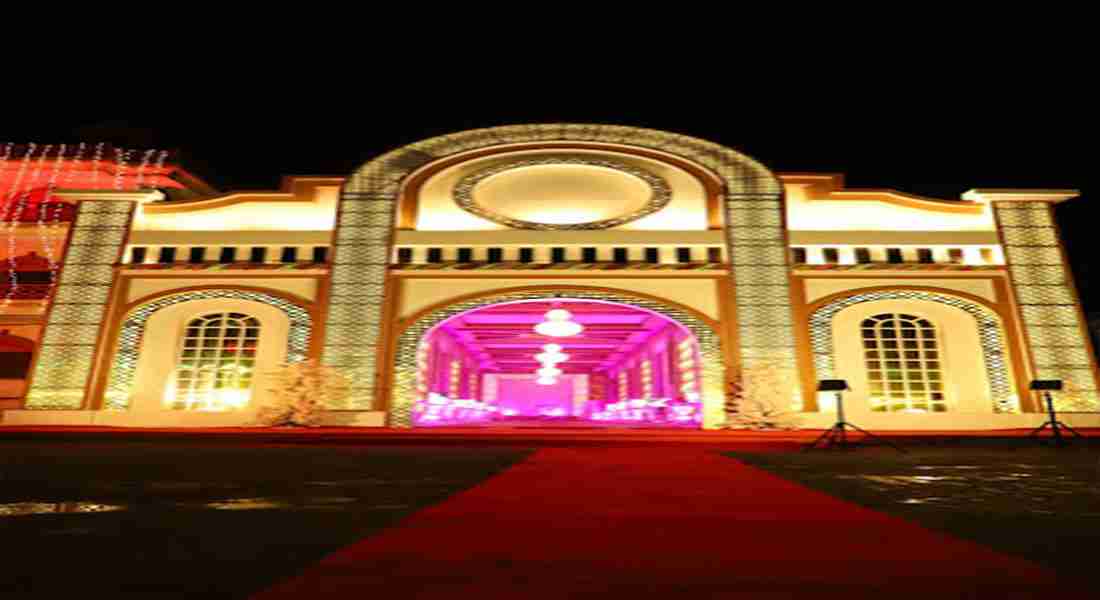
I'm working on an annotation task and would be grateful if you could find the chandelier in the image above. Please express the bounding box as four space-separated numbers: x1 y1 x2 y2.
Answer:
533 343 568 385
534 308 583 337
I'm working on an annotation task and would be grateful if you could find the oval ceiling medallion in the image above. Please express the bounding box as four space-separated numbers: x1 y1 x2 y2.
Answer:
452 156 671 230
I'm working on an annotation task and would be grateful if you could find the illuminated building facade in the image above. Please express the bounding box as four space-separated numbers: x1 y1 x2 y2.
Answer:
1 125 1096 430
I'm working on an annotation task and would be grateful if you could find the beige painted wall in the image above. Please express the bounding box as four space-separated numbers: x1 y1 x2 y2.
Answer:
397 277 723 321
803 277 999 304
132 187 338 233
125 277 318 305
415 149 709 231
785 185 997 232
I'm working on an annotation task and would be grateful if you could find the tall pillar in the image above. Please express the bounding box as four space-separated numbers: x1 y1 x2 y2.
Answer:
970 190 1099 411
24 195 145 409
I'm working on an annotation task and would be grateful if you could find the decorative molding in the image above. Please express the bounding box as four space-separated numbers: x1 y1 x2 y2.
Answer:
452 155 672 230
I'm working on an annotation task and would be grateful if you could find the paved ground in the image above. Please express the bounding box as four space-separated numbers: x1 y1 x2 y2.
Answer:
1 435 1095 598
0 442 528 599
733 444 1100 584
252 447 1081 599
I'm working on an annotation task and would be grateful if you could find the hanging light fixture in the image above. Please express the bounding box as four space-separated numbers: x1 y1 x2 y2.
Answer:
535 349 569 364
534 308 583 337
537 366 562 378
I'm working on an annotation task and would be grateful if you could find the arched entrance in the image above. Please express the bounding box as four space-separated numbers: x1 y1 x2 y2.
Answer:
390 289 725 428
323 124 795 413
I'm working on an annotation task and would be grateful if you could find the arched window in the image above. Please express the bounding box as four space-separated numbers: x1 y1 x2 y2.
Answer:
171 312 260 411
861 313 946 412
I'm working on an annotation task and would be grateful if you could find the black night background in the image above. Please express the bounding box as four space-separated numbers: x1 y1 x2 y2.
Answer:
6 61 1095 332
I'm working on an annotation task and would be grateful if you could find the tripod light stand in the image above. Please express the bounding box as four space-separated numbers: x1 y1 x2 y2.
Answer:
1027 379 1082 447
803 379 905 453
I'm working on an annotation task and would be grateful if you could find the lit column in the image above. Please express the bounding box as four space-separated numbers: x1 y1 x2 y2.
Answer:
25 193 155 409
967 189 1099 412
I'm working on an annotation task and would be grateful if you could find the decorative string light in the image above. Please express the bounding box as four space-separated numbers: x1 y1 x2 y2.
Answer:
90 142 104 188
4 144 37 305
36 145 66 306
134 149 155 190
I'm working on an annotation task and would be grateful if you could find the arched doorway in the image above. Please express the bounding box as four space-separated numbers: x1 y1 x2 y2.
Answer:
324 125 795 413
390 289 725 428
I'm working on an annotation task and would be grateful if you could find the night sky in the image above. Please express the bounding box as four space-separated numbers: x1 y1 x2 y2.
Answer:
5 76 1094 309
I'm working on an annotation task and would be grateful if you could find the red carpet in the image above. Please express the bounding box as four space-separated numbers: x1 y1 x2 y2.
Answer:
249 448 1072 598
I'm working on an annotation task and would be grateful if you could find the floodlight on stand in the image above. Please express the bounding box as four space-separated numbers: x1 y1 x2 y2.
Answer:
804 379 904 453
1027 379 1080 446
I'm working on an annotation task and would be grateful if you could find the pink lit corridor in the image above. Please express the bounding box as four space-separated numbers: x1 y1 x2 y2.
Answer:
413 299 705 428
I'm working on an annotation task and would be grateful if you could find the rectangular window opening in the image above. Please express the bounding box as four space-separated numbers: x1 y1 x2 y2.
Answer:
676 247 692 263
248 247 266 264
218 247 237 264
158 247 178 264
130 247 147 264
280 247 298 263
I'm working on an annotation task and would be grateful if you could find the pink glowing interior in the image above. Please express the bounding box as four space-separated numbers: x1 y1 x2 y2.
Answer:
413 299 703 427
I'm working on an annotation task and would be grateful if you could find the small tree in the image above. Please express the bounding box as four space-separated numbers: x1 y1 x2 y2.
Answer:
254 360 350 427
725 359 800 430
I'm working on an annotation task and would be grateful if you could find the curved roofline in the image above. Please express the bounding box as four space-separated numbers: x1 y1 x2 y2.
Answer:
140 176 344 213
779 173 986 214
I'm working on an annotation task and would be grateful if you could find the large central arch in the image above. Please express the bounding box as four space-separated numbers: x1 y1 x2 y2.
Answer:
322 124 795 411
390 286 726 428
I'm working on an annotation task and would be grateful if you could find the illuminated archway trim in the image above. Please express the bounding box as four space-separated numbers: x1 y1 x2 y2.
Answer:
328 124 792 411
808 288 1016 413
390 286 725 428
101 288 313 410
